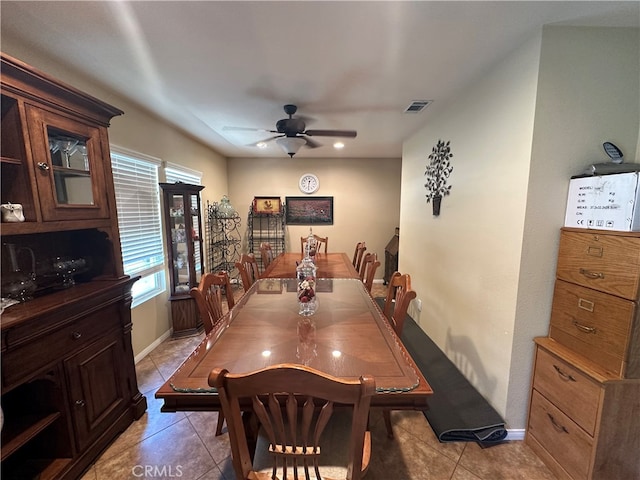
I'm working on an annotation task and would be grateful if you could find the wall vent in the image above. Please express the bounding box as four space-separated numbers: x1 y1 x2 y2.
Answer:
404 100 432 113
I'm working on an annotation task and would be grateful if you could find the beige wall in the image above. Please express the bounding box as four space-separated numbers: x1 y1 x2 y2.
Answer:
227 157 401 261
401 26 639 430
401 32 542 426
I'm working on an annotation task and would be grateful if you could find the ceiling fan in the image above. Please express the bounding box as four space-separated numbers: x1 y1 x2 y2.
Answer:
224 104 357 157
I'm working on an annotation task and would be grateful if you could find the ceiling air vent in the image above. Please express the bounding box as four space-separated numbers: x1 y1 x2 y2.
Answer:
404 100 432 113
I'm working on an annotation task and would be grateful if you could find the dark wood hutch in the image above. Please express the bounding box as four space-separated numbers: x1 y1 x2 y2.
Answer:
1 53 146 479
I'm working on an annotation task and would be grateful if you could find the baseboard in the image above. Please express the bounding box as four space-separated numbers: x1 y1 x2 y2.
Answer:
505 429 525 441
134 329 172 364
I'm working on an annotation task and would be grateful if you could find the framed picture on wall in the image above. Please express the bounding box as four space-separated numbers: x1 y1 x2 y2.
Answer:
285 196 333 225
253 197 282 215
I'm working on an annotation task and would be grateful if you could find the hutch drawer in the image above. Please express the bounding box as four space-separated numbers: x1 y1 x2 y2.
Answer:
2 302 120 388
532 346 601 435
556 230 640 300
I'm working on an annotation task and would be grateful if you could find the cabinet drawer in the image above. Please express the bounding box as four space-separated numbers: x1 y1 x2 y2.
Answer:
532 346 601 435
528 390 593 480
549 280 634 376
556 230 640 300
2 303 120 387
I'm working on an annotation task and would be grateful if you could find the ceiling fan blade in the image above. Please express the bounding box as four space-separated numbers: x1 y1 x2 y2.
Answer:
304 129 357 138
304 137 322 149
246 135 282 147
223 126 277 133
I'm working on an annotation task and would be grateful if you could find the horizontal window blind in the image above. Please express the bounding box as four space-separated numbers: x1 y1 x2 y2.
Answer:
111 148 164 277
165 163 202 185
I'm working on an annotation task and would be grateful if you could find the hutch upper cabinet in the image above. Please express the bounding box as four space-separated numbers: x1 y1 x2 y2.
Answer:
160 182 205 336
1 53 146 480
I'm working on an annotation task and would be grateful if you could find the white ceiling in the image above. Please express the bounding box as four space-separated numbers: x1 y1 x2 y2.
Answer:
2 1 638 159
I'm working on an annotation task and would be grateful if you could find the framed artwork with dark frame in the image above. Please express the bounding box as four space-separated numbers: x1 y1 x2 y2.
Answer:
285 196 333 225
253 197 282 215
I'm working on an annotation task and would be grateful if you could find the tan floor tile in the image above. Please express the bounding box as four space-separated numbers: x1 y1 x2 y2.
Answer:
391 410 466 462
458 441 556 480
187 410 232 464
96 393 186 462
451 465 484 480
135 355 166 394
94 417 215 480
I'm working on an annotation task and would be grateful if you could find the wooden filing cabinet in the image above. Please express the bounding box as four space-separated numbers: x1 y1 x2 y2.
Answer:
526 228 640 480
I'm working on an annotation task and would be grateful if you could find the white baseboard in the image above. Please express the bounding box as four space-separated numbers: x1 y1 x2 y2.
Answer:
505 429 525 441
134 329 172 364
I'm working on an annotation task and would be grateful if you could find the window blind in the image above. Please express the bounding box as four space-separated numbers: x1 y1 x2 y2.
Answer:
111 148 164 277
165 163 202 185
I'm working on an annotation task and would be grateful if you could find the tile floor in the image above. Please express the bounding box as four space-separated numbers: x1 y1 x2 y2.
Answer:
80 284 557 480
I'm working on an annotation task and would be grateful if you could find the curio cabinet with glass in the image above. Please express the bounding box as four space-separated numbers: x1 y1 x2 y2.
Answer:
160 182 205 336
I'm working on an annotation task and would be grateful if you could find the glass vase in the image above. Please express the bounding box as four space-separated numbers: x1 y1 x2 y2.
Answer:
296 255 317 316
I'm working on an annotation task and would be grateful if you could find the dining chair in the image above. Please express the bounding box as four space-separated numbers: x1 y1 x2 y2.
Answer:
352 241 367 272
300 234 328 255
259 242 274 272
235 253 260 292
209 364 375 480
359 252 380 293
381 271 417 438
190 271 235 436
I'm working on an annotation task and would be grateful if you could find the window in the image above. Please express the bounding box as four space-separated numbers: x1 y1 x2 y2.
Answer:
111 146 165 307
165 163 202 185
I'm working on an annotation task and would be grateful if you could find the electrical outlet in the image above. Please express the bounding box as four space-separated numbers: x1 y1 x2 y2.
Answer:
416 299 422 311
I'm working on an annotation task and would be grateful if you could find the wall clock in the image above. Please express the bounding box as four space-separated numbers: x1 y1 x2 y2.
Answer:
299 173 319 194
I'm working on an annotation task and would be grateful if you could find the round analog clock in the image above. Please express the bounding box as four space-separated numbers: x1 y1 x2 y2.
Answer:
299 173 319 194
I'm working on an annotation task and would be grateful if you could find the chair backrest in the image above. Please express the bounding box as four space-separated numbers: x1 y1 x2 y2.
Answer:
352 242 367 272
259 242 274 272
235 253 260 292
383 272 417 335
359 252 380 293
300 234 328 255
209 364 375 480
190 271 235 334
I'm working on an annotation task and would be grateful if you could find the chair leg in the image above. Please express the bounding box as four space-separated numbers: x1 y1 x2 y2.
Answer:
383 409 394 438
215 411 225 436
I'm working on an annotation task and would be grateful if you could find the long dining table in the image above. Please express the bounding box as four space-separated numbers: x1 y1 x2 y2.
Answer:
155 252 432 413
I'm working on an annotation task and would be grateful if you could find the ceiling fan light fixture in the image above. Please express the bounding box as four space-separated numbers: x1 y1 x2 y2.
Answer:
276 136 306 157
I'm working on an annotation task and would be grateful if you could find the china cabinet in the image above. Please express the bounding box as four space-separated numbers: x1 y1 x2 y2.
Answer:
526 228 640 479
206 199 241 278
1 52 146 480
248 206 285 271
160 182 205 336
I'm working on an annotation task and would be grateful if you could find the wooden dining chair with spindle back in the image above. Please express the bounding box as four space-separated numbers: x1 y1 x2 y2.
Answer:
259 242 274 272
235 253 260 292
190 270 235 435
209 364 375 480
300 234 328 255
359 252 380 293
352 241 367 273
380 271 417 437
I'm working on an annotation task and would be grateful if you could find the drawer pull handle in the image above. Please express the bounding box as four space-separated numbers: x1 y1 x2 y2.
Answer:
75 399 86 408
552 364 576 382
72 331 82 340
572 320 596 334
579 268 604 280
547 413 569 434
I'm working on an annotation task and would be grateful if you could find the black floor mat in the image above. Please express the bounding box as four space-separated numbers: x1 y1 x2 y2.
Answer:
377 298 508 445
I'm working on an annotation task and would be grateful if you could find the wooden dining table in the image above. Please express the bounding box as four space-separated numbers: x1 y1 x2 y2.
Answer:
156 253 432 412
262 252 360 279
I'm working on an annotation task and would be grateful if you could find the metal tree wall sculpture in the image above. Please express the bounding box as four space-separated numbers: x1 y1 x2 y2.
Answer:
424 139 453 216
